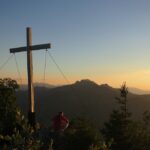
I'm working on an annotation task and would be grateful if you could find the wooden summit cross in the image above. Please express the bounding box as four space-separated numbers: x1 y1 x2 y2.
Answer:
10 27 51 126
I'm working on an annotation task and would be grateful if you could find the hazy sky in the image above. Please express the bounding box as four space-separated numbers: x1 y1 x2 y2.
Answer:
0 0 150 90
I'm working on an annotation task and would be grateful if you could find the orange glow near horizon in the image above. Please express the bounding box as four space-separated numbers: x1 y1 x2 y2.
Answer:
2 69 150 91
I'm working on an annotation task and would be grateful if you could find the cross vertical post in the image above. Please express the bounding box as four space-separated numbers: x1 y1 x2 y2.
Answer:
27 27 35 126
10 27 51 127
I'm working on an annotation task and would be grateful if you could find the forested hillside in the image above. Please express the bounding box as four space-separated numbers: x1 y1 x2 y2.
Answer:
1 78 150 150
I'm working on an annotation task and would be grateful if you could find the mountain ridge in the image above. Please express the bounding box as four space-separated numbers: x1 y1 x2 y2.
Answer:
128 87 150 95
16 79 150 125
19 79 150 95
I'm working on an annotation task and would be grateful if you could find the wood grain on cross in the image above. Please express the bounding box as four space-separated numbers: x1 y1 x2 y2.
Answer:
10 27 51 126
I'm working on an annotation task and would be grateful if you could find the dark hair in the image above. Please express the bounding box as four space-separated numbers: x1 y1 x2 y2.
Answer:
59 112 63 115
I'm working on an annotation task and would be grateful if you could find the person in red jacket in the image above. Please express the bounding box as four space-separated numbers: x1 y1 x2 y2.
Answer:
52 112 69 132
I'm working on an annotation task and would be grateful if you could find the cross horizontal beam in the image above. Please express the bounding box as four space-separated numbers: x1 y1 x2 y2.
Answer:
10 43 51 53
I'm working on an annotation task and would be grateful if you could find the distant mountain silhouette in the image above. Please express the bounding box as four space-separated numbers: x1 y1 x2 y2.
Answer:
16 79 150 125
128 87 150 95
19 83 57 90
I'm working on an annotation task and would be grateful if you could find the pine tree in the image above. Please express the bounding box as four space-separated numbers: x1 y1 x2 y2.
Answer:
102 82 132 150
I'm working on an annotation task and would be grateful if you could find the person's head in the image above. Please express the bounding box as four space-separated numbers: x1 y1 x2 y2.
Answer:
58 112 64 116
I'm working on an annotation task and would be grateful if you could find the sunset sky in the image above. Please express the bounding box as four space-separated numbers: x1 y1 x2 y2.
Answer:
0 0 150 90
